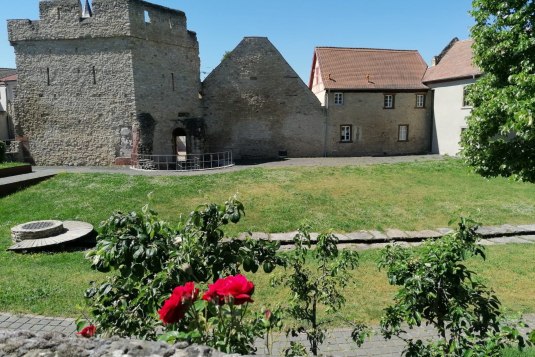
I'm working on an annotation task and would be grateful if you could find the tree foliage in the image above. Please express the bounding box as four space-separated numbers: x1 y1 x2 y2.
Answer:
461 0 535 182
273 229 361 356
379 218 528 356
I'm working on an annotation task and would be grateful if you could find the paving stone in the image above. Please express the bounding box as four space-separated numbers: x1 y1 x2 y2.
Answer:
270 231 297 242
435 227 453 236
518 224 535 231
59 319 74 327
405 230 442 239
518 235 535 242
487 236 532 244
250 232 269 240
369 230 388 240
385 229 408 239
343 231 374 241
476 225 515 236
46 320 62 326
501 224 531 233
7 322 23 329
335 233 352 241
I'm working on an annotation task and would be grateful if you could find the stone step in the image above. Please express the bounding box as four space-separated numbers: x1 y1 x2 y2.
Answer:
0 169 56 197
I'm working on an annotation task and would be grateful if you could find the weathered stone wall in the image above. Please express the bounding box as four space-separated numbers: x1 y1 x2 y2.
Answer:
326 91 432 156
0 330 242 357
8 0 132 43
8 0 201 165
11 38 136 165
130 33 202 156
202 37 326 160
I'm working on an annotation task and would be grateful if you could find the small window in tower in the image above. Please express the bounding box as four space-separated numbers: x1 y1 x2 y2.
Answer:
144 10 151 23
171 73 175 91
46 67 51 86
92 66 97 84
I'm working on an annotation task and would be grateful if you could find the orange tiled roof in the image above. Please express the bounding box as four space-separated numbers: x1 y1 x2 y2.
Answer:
0 74 17 82
312 47 429 90
423 40 482 83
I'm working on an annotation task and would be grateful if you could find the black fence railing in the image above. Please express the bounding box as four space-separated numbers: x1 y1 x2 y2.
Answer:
131 151 233 171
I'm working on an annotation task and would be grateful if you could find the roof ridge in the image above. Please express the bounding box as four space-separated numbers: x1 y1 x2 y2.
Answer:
315 47 419 52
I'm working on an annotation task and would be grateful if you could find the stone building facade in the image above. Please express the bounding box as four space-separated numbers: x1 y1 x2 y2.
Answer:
8 0 201 165
202 37 326 160
9 0 441 166
310 48 433 156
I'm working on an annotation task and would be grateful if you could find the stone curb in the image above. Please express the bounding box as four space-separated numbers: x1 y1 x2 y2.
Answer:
242 223 535 246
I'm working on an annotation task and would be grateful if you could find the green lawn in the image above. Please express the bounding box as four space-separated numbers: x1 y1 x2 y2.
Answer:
503 349 535 357
1 159 534 237
0 162 26 169
1 159 535 322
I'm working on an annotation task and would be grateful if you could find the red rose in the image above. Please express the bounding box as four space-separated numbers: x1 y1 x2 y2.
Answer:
158 282 199 324
202 274 254 306
202 277 228 305
77 324 96 338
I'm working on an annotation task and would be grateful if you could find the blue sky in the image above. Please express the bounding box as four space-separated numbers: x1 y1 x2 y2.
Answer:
0 0 474 82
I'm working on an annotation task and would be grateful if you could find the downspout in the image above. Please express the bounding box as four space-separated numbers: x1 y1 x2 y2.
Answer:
429 89 435 153
323 89 329 157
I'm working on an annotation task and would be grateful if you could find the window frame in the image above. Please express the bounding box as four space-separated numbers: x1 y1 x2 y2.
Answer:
415 94 426 108
398 124 409 142
340 124 352 143
462 85 472 108
384 94 395 109
334 92 344 105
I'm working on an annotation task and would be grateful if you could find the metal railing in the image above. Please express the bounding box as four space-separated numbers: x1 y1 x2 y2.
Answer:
131 151 234 171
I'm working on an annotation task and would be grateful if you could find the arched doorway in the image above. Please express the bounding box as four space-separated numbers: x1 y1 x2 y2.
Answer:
172 128 187 161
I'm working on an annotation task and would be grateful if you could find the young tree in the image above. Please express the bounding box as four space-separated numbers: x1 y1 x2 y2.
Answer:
461 0 535 182
379 218 528 356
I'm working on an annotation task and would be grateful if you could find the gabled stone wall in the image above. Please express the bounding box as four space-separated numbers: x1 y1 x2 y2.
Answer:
202 37 326 160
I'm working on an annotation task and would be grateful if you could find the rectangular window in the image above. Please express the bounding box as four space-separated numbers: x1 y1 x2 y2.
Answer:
340 125 352 142
463 85 472 107
46 67 50 86
171 72 175 91
384 94 394 109
144 10 151 23
92 66 96 84
398 125 409 142
334 92 344 105
416 94 426 108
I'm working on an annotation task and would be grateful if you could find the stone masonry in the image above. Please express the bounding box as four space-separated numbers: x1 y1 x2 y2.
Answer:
325 91 432 156
9 1 438 166
8 0 201 165
202 37 326 160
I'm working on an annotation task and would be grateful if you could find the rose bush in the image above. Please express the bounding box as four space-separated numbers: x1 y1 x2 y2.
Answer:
158 282 199 325
85 197 285 339
158 275 266 354
202 274 254 305
77 324 96 338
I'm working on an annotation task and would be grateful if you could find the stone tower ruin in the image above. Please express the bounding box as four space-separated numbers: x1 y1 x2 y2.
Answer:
8 0 202 165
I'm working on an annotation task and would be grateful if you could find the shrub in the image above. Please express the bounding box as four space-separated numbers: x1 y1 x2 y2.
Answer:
85 197 284 339
379 218 528 356
158 275 267 354
273 228 361 356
